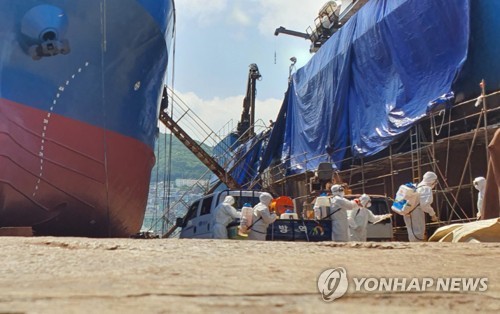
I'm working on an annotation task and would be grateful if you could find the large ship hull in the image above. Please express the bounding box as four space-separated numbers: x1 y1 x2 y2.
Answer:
0 0 174 237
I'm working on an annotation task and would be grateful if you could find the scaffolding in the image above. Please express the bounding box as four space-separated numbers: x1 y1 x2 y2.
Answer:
259 89 500 237
152 84 499 239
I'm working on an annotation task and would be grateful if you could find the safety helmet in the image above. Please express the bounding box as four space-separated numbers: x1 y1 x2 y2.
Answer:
259 192 273 206
330 184 344 197
359 194 371 208
223 195 235 206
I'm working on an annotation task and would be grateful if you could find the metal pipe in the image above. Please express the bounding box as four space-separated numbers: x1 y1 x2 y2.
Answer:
448 108 483 221
481 79 490 162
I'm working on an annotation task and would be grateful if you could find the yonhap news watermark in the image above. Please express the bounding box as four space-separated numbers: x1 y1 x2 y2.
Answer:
317 267 488 302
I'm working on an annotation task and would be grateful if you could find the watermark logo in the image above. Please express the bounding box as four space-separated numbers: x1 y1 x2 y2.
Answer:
317 267 488 302
317 267 349 302
352 277 488 293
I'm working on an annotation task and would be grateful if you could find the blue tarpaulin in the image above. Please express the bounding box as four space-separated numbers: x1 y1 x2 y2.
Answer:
280 0 470 174
227 131 270 188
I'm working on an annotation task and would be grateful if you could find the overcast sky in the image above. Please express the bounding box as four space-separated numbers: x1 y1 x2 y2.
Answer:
164 0 330 134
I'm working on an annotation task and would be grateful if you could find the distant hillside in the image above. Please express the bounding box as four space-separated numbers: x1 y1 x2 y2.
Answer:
150 133 210 183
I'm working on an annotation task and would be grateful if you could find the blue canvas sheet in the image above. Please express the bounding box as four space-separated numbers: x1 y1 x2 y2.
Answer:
280 0 470 173
228 131 270 188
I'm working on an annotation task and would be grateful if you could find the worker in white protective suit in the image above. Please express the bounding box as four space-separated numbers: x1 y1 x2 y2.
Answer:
473 176 486 219
329 184 359 242
213 196 241 239
403 171 439 242
248 192 277 241
348 194 392 242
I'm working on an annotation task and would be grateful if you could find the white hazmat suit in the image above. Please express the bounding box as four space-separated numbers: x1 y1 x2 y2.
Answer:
473 176 486 219
213 196 241 239
348 194 392 241
248 192 277 241
329 184 358 242
403 171 439 242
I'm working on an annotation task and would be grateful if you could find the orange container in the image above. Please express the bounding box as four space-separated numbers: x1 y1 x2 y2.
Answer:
270 196 294 215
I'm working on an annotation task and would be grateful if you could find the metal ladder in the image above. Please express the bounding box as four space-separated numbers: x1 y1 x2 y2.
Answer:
159 133 267 237
159 87 241 190
154 88 273 236
409 125 421 183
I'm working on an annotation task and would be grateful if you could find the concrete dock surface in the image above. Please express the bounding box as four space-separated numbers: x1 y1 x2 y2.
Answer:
0 237 499 313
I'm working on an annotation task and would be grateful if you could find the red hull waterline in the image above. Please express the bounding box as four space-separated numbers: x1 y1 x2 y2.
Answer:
0 98 155 237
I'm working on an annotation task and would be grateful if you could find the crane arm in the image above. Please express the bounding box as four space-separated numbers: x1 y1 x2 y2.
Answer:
274 26 310 40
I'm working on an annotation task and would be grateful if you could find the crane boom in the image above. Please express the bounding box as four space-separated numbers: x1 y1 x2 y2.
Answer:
274 26 310 40
236 63 261 141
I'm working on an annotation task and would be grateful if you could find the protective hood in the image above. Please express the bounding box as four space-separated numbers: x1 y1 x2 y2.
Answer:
223 195 235 206
259 192 273 206
359 194 371 208
473 176 486 192
331 184 345 197
419 171 437 187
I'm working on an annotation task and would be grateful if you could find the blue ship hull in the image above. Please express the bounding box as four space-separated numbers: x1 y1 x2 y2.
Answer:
0 0 174 237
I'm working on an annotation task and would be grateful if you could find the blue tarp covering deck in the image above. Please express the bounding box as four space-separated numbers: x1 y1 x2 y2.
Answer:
280 0 471 173
221 0 500 185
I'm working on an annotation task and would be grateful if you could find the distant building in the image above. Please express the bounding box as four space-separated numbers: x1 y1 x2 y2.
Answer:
175 178 208 188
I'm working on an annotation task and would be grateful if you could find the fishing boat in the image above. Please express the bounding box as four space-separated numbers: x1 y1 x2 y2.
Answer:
0 0 175 237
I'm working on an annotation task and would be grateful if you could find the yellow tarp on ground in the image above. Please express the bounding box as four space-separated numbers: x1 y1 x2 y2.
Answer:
428 218 500 242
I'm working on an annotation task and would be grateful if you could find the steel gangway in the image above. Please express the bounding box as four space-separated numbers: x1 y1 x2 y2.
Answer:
153 87 268 237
